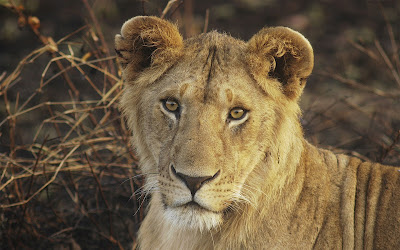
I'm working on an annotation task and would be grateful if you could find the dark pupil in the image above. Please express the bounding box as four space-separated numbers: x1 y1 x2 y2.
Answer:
167 101 177 110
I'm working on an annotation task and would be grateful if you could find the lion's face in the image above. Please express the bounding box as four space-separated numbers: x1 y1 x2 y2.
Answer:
116 16 313 231
138 49 281 230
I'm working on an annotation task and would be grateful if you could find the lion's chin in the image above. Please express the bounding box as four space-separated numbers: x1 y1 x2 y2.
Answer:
163 203 222 231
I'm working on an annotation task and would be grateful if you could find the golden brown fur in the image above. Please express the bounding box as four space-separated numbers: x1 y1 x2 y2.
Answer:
115 16 400 249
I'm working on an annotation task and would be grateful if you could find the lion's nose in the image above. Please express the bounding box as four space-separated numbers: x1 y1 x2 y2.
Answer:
171 166 220 196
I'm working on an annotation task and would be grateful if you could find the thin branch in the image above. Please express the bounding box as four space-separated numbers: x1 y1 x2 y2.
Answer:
203 9 210 33
160 0 179 19
375 39 400 88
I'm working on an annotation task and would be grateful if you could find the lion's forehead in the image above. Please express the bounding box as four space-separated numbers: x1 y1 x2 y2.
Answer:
159 56 261 109
147 32 270 109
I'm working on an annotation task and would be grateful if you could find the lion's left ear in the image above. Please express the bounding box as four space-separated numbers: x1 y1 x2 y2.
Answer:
246 27 314 100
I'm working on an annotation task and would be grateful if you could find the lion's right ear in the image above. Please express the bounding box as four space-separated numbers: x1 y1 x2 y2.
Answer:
246 27 314 100
115 16 183 80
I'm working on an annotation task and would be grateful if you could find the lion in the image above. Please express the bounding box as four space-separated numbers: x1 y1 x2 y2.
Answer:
115 16 400 249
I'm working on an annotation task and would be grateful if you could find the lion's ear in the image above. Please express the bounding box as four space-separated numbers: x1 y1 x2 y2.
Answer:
115 16 183 80
247 27 314 100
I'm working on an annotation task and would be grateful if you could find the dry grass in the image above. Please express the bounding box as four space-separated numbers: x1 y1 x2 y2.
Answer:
0 1 142 248
0 0 399 249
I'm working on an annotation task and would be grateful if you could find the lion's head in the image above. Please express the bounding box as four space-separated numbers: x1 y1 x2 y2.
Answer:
116 16 313 231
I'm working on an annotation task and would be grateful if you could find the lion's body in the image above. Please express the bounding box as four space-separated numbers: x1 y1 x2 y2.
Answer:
115 16 400 249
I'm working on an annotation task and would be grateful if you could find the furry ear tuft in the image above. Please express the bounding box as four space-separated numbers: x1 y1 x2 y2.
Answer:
247 27 314 100
115 16 183 81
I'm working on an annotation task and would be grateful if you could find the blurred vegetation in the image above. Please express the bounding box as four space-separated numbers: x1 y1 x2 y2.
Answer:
0 0 399 248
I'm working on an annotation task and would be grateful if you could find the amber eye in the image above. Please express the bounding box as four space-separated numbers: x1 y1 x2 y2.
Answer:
163 99 180 112
229 108 246 120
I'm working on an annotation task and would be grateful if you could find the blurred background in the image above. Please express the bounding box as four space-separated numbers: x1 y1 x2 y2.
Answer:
1 0 399 249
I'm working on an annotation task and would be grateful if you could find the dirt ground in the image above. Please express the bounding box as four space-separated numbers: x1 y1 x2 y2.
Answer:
1 0 399 248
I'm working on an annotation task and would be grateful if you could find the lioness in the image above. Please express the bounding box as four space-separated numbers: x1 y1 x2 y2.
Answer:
115 16 400 249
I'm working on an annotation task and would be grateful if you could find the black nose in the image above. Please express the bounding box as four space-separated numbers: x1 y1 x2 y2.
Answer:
171 166 220 196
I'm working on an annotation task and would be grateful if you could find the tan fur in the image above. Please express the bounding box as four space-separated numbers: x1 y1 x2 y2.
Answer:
116 16 400 249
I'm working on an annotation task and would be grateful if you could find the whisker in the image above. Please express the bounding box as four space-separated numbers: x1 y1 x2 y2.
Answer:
230 184 258 212
133 186 153 217
120 172 159 185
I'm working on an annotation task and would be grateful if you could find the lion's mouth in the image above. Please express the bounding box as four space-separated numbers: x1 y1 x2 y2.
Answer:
161 192 216 212
162 197 223 217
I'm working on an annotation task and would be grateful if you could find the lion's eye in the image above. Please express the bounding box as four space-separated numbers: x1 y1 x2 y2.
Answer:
162 99 180 113
229 108 246 120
